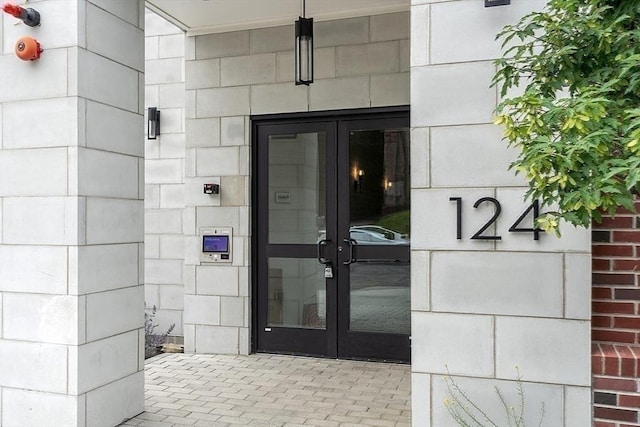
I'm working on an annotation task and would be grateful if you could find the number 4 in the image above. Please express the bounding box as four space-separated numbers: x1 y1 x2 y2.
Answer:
509 200 541 241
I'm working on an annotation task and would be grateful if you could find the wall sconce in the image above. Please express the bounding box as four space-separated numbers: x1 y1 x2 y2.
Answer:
148 107 160 140
295 0 313 85
353 169 364 193
485 0 510 6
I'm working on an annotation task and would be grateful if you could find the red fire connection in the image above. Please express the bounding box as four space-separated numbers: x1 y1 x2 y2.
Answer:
2 3 40 27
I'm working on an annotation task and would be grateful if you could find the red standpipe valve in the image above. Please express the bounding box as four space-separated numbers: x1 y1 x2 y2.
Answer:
2 3 40 27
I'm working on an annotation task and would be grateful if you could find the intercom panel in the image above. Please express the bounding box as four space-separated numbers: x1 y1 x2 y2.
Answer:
200 227 232 263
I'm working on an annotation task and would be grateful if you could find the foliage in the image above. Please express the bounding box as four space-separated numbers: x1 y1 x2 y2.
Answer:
378 210 410 235
493 0 640 233
144 305 175 359
444 369 545 427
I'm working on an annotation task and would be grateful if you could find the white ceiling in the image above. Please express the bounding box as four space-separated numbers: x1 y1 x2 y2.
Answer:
145 0 409 35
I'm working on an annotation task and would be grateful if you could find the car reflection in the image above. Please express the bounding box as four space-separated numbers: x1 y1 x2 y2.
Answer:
349 225 409 245
318 225 409 247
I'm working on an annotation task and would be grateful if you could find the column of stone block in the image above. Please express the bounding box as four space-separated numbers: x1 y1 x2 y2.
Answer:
0 1 144 425
144 9 186 338
410 0 591 425
183 29 249 354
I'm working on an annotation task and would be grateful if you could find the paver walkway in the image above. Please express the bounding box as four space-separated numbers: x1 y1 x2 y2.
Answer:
121 353 411 427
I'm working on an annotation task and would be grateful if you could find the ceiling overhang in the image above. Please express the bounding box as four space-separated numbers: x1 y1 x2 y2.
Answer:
145 0 409 36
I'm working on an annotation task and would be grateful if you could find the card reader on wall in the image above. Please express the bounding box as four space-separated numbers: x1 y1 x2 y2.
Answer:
200 227 232 263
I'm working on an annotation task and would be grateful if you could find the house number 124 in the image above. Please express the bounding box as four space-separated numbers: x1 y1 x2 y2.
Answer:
449 197 542 241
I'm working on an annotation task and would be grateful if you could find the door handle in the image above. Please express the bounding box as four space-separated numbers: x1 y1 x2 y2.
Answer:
317 239 329 264
343 238 357 265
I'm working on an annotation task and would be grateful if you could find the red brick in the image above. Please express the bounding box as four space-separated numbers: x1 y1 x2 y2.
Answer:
594 406 638 422
593 330 636 344
615 288 640 300
619 395 640 410
594 422 616 427
621 357 636 377
593 245 635 257
594 302 636 315
603 352 620 375
593 273 636 286
596 216 635 229
614 317 640 329
614 205 636 215
613 259 640 271
594 316 613 327
616 346 638 377
594 287 614 299
614 231 640 243
594 377 638 392
594 258 612 271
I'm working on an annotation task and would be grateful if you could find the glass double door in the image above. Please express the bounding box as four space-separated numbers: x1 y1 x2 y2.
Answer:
255 112 410 362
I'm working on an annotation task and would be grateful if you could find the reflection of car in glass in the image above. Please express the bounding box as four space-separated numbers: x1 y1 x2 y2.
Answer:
349 226 409 245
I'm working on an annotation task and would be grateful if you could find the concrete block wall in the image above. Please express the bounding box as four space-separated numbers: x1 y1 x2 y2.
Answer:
592 201 640 426
184 12 409 354
0 1 144 425
144 10 186 337
410 1 592 425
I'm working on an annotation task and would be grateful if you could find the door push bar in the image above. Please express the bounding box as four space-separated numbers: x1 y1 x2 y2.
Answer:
317 239 329 264
342 238 357 265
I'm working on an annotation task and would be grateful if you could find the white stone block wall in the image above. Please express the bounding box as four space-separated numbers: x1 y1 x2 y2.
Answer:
0 1 145 425
184 13 409 354
144 10 186 337
410 1 591 426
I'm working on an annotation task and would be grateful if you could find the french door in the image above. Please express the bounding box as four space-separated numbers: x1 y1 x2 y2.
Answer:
253 109 410 362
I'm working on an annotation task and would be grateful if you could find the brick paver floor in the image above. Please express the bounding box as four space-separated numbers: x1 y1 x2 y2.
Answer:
120 353 411 427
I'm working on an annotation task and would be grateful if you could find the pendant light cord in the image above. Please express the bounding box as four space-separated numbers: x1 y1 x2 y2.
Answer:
302 0 306 18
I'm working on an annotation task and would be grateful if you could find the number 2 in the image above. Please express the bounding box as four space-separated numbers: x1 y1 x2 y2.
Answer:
471 197 502 240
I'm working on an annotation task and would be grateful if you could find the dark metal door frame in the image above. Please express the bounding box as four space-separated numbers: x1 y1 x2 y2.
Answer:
251 106 410 362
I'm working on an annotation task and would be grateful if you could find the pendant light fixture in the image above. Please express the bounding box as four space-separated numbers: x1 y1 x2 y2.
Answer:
295 0 313 85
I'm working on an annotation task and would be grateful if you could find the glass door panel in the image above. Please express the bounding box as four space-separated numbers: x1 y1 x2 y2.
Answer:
336 118 410 362
349 261 410 334
347 128 410 335
267 257 326 329
268 132 326 245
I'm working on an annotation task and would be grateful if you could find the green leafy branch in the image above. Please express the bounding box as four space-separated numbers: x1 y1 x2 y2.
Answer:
493 0 640 233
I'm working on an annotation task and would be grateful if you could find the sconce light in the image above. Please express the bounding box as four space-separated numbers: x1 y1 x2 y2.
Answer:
295 0 313 85
148 107 160 140
354 169 364 193
485 0 510 6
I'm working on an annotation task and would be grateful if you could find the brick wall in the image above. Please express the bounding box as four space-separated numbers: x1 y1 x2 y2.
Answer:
592 201 640 426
